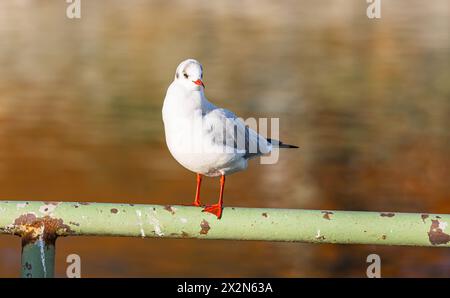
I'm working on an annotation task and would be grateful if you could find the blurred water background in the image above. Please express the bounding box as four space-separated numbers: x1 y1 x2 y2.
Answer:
0 0 449 277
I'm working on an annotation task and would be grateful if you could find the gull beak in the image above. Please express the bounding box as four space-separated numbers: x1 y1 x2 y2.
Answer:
193 79 205 88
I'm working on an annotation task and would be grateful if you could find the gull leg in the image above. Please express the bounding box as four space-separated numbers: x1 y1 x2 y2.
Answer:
202 175 225 219
192 173 202 207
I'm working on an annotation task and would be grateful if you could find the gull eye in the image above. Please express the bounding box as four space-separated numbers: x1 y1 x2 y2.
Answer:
183 73 188 79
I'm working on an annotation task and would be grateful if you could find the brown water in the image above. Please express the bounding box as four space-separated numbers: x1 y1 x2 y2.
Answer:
0 1 449 277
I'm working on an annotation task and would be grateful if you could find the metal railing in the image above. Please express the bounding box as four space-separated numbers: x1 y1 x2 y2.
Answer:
0 200 449 277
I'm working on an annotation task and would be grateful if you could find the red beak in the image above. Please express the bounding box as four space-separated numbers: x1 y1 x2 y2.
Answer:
193 79 205 88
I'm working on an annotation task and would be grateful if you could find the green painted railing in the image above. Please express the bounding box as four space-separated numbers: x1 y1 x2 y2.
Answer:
0 200 449 277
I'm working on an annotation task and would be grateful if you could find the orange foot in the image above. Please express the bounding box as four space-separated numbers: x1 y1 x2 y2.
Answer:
202 204 223 219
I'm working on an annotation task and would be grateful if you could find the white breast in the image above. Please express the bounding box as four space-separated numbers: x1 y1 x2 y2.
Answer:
162 84 248 177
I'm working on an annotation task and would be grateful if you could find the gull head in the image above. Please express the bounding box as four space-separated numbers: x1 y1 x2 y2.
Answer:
174 59 205 91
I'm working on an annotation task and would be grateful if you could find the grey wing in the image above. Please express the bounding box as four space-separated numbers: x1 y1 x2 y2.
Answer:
203 108 272 159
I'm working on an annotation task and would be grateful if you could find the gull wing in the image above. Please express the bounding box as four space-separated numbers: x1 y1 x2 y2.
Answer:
202 107 272 159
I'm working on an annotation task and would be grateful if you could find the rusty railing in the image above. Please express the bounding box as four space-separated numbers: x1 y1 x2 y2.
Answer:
0 200 449 277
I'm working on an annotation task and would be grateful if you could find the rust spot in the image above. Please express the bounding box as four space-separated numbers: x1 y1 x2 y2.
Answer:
110 208 118 214
13 213 74 246
129 204 134 206
200 220 210 235
181 231 189 237
164 205 175 215
322 211 334 220
421 214 429 223
436 216 441 219
14 213 37 226
262 213 268 218
73 205 79 208
316 235 326 241
428 220 450 245
69 221 80 227
78 202 90 205
380 212 395 217
382 235 387 240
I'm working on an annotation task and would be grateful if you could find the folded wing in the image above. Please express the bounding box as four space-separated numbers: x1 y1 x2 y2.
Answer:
202 108 272 159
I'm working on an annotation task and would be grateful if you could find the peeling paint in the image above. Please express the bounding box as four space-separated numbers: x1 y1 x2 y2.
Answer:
180 218 188 224
43 201 60 206
38 230 47 277
200 220 210 235
438 221 448 231
380 212 395 217
135 210 146 238
164 205 176 215
322 211 334 220
39 203 58 216
147 210 164 236
428 220 450 245
315 230 325 240
110 208 119 214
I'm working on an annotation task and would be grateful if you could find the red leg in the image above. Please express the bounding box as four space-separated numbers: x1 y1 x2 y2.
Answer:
202 175 225 219
192 173 202 207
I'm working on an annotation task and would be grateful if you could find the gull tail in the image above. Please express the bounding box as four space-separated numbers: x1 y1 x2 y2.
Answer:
267 138 299 149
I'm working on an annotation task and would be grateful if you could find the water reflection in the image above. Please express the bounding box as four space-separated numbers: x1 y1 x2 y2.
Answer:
0 1 449 277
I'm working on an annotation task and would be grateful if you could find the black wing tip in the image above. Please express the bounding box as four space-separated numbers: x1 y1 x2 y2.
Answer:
267 138 299 149
281 144 299 149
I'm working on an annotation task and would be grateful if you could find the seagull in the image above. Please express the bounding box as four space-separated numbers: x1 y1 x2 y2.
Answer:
162 59 298 219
